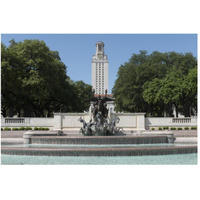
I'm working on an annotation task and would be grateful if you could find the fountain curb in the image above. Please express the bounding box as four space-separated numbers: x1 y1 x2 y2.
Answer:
1 146 197 156
23 131 64 144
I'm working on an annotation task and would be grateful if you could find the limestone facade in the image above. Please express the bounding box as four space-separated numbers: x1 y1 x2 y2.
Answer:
91 41 109 94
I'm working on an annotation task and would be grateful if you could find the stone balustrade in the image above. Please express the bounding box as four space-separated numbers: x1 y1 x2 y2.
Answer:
4 118 25 123
172 118 191 123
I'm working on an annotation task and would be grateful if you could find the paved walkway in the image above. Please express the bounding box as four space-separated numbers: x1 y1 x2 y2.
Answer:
175 137 197 144
1 130 198 138
172 130 197 137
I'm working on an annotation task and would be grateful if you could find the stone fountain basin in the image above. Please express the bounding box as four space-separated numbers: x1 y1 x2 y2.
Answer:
1 131 196 157
1 145 197 156
22 131 176 145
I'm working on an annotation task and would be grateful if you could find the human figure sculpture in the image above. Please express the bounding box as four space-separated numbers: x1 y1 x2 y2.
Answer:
110 117 120 134
91 96 109 119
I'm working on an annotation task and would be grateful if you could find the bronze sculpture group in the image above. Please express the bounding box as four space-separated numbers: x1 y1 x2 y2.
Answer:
78 93 121 136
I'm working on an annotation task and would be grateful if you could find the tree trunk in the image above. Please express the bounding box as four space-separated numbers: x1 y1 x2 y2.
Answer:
183 106 191 117
175 105 178 118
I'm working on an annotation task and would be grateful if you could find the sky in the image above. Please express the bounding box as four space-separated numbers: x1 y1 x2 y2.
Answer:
1 34 197 93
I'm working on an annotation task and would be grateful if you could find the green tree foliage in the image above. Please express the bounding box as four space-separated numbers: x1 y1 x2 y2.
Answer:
156 71 184 117
71 80 93 112
1 40 92 117
112 50 197 117
143 78 165 116
180 67 197 116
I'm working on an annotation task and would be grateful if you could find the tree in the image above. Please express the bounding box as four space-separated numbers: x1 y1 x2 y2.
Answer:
1 42 25 116
112 50 197 117
1 39 92 117
156 71 184 117
143 78 165 116
72 81 93 112
180 67 197 116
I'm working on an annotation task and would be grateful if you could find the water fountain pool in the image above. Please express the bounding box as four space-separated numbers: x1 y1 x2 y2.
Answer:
1 132 197 164
1 95 197 165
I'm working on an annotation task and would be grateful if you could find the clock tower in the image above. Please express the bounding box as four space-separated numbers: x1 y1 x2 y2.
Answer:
91 41 109 95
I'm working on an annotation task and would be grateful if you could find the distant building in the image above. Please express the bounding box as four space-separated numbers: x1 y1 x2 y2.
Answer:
91 42 115 114
91 41 109 95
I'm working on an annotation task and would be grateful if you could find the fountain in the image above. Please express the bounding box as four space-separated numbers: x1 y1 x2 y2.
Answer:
1 93 197 159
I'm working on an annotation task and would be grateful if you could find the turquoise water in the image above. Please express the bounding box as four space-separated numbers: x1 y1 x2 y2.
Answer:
1 153 197 165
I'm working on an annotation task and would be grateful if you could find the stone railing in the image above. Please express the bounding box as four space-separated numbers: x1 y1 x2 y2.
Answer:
4 118 26 123
172 118 191 123
1 117 53 129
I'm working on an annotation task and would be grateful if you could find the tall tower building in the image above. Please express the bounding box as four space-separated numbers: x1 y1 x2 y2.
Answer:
91 41 109 94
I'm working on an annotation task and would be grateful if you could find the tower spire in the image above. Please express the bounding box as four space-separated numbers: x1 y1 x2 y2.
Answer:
91 41 109 95
96 41 104 58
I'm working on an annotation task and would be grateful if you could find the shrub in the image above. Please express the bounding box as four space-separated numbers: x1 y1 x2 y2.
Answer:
177 127 183 130
19 127 26 130
151 128 155 130
170 127 176 130
184 127 189 130
4 127 11 131
39 127 49 130
158 127 162 130
163 126 169 130
191 126 197 130
34 127 49 131
12 128 19 131
25 127 32 130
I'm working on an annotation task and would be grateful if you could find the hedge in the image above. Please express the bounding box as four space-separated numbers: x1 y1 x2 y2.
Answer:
34 127 49 131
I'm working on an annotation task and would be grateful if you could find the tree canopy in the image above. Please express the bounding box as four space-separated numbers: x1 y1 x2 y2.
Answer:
1 39 92 117
112 50 197 117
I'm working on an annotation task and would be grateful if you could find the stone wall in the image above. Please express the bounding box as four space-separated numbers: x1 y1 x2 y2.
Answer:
54 112 146 130
1 114 197 131
110 113 145 130
54 113 90 130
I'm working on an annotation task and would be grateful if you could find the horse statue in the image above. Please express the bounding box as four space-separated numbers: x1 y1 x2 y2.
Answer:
106 117 120 135
78 117 94 136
